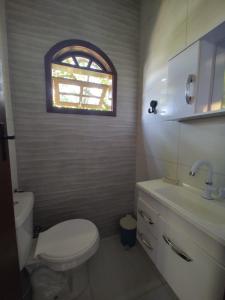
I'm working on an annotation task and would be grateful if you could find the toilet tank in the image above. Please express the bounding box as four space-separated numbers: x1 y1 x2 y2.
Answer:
13 192 34 270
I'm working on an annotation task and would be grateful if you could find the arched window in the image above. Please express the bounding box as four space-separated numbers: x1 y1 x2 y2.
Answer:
45 40 117 116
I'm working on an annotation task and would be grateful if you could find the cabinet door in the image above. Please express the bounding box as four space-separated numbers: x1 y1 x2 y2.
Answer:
157 217 225 300
137 219 158 265
166 42 200 119
137 198 159 239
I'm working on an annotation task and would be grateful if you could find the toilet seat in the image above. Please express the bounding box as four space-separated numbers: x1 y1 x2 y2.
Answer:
34 219 99 271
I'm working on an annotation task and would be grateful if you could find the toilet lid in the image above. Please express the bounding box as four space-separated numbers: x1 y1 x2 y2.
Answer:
34 219 99 261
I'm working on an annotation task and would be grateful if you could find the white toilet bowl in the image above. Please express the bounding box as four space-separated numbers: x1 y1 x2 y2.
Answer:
35 219 99 298
34 219 99 271
14 192 100 299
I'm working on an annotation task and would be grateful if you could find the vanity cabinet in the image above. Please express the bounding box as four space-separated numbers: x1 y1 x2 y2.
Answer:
157 217 225 300
136 188 225 300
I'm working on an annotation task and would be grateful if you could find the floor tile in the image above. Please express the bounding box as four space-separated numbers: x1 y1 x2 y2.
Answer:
76 286 92 300
138 285 178 300
89 235 163 300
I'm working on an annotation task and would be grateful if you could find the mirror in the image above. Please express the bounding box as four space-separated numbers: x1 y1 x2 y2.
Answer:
211 40 225 111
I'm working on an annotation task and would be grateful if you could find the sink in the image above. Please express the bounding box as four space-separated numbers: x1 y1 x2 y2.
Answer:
154 185 225 225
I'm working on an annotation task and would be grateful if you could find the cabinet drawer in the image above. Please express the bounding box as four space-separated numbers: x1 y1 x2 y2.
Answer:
138 190 162 212
137 222 158 264
157 217 225 300
137 198 159 238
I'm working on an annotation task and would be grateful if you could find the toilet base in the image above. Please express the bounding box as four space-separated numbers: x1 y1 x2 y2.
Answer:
66 263 89 299
30 262 89 300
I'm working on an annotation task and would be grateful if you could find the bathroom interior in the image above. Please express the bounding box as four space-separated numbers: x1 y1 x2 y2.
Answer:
1 0 225 299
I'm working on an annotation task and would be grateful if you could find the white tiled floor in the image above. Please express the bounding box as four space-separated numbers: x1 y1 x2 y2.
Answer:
31 235 178 300
78 235 178 300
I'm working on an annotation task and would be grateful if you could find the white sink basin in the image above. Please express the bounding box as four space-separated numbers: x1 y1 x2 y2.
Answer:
154 185 225 224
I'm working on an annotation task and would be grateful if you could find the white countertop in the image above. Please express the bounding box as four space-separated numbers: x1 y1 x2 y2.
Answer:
136 179 225 246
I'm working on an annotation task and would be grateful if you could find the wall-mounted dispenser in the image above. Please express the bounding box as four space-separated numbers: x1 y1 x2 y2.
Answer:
148 100 158 114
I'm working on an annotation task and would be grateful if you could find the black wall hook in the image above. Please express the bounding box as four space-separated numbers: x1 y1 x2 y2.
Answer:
148 100 158 114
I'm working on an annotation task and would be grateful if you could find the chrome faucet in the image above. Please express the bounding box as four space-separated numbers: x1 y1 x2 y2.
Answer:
189 160 215 200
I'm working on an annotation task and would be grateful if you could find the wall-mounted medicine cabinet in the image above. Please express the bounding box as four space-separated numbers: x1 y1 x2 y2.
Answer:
164 21 225 121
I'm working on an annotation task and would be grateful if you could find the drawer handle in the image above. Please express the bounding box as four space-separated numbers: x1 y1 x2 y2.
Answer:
162 235 193 262
138 209 154 225
138 231 153 250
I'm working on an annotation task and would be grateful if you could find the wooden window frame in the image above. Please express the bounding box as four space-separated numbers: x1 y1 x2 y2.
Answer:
45 40 117 116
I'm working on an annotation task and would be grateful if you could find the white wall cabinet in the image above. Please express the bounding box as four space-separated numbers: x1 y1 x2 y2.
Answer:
166 42 200 119
165 21 225 121
136 189 225 300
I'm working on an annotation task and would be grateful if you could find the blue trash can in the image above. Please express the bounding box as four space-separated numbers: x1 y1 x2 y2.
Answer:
120 214 137 248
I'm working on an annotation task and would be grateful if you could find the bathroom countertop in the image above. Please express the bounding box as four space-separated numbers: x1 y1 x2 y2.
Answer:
136 179 225 247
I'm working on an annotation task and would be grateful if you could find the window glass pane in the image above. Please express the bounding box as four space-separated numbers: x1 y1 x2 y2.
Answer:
52 65 75 79
83 87 102 97
59 83 80 94
52 63 113 112
76 56 89 67
104 99 112 107
62 57 75 65
60 94 80 103
104 88 112 100
52 63 112 83
82 97 100 105
89 76 112 85
88 76 101 84
90 62 102 70
76 74 88 81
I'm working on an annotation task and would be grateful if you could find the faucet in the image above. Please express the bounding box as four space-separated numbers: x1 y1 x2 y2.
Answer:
189 160 215 200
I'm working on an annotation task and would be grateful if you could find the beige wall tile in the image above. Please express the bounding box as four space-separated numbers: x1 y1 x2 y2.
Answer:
138 0 225 192
178 162 210 190
138 0 187 182
140 0 188 90
143 119 179 163
214 173 225 188
153 0 187 59
178 117 225 175
187 0 225 45
147 156 178 181
178 162 225 193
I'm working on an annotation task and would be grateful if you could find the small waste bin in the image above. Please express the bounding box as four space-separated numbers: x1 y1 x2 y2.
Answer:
120 214 137 248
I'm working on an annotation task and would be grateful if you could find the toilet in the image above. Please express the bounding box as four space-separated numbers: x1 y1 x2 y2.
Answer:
13 191 100 298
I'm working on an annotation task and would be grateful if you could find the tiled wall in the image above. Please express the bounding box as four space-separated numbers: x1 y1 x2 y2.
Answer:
137 0 225 192
6 0 139 236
